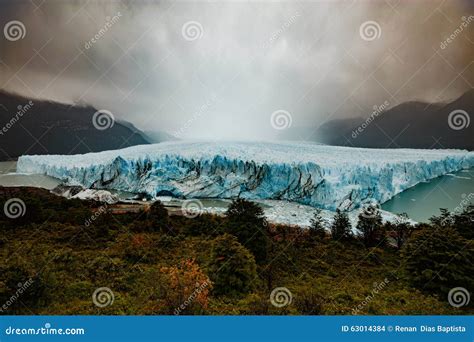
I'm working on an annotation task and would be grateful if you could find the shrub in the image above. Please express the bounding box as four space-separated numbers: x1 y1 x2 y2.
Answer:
209 234 257 297
402 226 474 297
160 259 212 315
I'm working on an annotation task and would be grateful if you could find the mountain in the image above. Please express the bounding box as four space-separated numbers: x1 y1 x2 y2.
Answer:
0 91 151 161
285 89 473 150
17 140 474 211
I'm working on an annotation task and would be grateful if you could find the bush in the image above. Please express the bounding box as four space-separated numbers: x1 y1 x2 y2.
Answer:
0 265 47 314
294 286 324 314
209 234 257 297
402 226 474 297
160 259 212 315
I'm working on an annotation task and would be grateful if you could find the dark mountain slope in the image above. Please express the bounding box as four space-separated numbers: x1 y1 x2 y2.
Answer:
286 89 473 150
0 91 151 160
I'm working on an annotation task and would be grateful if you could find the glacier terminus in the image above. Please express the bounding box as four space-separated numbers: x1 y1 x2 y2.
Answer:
17 141 474 211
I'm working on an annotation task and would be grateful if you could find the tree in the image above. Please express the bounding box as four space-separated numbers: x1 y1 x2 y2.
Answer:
402 226 474 296
142 200 170 232
309 209 326 240
356 210 384 247
429 206 474 240
392 213 412 249
452 205 474 240
225 198 269 262
330 209 352 240
429 208 452 227
209 234 257 297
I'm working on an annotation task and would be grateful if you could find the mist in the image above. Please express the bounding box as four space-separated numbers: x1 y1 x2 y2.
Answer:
0 0 473 140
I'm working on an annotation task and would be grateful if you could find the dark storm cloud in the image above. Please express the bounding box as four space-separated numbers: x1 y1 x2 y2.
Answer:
0 0 473 140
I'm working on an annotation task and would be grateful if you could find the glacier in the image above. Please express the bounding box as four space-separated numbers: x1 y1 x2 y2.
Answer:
16 141 474 211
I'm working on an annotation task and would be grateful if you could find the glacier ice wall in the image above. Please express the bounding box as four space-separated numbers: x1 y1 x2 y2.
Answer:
17 141 474 211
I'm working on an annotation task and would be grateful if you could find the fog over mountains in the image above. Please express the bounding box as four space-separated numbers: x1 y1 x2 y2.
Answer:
0 88 472 161
280 89 474 150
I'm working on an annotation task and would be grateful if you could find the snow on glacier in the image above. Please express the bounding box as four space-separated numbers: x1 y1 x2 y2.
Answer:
16 141 474 211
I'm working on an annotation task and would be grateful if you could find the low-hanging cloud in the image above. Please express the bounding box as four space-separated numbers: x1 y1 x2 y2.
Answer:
0 0 473 140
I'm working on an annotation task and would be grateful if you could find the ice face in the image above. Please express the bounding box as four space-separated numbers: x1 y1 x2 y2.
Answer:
16 141 474 211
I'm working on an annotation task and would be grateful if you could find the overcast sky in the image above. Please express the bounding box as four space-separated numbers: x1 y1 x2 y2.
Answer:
0 0 473 140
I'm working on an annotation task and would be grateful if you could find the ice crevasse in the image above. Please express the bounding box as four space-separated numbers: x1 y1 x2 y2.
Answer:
17 141 474 211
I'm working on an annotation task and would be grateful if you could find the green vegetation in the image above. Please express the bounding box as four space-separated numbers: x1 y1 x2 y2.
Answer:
209 234 257 297
0 187 472 315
